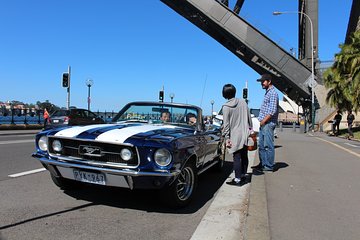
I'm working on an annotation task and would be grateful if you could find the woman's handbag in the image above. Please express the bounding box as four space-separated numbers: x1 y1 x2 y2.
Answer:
247 131 257 151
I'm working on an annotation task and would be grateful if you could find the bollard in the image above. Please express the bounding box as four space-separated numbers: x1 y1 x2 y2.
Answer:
38 110 41 124
11 109 15 124
320 124 323 132
279 122 283 132
293 122 296 132
299 118 305 133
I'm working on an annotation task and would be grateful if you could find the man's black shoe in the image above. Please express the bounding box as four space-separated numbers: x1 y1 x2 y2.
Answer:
262 167 274 172
251 164 262 170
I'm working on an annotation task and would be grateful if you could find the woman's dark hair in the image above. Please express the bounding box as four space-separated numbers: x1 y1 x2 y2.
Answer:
222 84 236 99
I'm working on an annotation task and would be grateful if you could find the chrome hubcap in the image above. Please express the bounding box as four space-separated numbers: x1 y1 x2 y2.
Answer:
176 166 194 201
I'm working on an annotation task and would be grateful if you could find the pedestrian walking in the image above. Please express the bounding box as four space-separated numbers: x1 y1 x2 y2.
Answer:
347 110 355 139
221 84 252 186
332 111 342 136
43 108 49 129
253 74 279 172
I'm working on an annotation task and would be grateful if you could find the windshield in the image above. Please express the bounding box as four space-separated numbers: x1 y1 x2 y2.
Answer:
250 108 260 117
51 110 70 117
112 103 200 127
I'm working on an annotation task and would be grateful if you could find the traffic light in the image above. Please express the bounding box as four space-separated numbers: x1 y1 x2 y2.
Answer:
62 73 69 88
159 90 164 102
243 88 248 99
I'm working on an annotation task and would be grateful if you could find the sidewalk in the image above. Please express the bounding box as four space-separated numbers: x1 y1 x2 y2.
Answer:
192 128 360 240
246 128 360 240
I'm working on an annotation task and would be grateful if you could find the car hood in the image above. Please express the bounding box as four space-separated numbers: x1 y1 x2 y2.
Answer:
49 123 192 144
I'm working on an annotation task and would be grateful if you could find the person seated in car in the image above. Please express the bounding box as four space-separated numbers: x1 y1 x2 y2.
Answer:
186 113 197 126
160 111 170 122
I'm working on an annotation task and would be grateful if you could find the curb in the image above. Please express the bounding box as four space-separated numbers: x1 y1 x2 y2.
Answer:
190 151 257 240
0 124 43 130
190 173 251 240
244 172 270 240
0 129 41 136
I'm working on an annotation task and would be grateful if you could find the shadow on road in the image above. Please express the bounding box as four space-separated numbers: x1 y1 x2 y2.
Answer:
62 162 233 214
0 162 233 231
0 203 95 230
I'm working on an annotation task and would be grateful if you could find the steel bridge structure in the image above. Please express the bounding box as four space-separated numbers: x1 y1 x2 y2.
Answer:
160 0 359 127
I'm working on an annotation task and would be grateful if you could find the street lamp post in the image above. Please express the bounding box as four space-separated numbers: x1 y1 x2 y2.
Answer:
170 93 175 103
85 79 94 111
210 100 215 120
273 11 316 131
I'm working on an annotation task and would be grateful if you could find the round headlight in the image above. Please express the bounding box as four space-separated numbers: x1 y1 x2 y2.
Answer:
38 136 48 151
120 148 132 161
52 140 63 152
154 148 172 167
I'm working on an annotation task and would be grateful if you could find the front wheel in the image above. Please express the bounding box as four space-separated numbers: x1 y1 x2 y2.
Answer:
162 162 198 208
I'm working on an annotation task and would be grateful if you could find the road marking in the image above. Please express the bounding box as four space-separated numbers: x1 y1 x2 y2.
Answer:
0 139 34 145
316 137 360 158
344 142 359 148
8 168 46 178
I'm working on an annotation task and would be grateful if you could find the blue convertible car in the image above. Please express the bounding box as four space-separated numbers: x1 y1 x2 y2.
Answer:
32 101 225 207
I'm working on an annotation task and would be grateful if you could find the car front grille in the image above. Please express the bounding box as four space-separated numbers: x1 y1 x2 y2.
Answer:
48 137 139 168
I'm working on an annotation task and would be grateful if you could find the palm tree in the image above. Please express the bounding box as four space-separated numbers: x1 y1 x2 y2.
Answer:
323 69 352 111
324 30 360 112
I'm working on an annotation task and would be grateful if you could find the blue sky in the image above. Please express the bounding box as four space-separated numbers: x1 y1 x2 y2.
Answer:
0 0 352 114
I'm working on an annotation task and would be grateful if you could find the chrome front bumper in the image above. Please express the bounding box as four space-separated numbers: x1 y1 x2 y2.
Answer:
32 153 180 189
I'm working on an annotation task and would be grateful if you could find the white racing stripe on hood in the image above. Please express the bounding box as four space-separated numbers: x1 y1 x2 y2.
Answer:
95 124 177 144
54 124 117 137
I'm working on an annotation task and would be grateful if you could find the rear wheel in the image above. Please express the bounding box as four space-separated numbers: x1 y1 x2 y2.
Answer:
50 173 80 190
163 162 197 208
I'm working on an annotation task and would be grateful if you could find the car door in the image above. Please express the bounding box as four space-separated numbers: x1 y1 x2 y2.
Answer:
201 127 221 165
69 109 88 126
83 110 103 124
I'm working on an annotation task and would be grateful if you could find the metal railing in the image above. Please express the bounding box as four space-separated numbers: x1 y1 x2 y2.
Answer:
0 108 43 125
95 110 117 123
0 108 117 125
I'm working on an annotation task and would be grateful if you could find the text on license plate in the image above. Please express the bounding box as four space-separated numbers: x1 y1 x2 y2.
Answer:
73 170 106 185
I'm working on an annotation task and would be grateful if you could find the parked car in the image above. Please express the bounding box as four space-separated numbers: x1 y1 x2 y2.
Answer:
32 101 225 207
213 108 260 133
46 108 105 129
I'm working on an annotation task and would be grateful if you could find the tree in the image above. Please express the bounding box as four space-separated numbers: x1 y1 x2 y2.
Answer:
323 30 360 112
35 100 59 113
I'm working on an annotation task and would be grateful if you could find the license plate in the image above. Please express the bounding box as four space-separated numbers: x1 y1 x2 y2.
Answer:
53 119 59 123
73 170 106 185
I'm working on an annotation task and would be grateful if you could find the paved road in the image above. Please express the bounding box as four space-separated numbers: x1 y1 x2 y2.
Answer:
6 128 360 240
0 131 232 240
248 129 360 240
0 133 40 181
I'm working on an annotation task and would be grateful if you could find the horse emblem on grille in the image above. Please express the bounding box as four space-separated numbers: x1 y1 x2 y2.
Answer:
79 145 103 157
